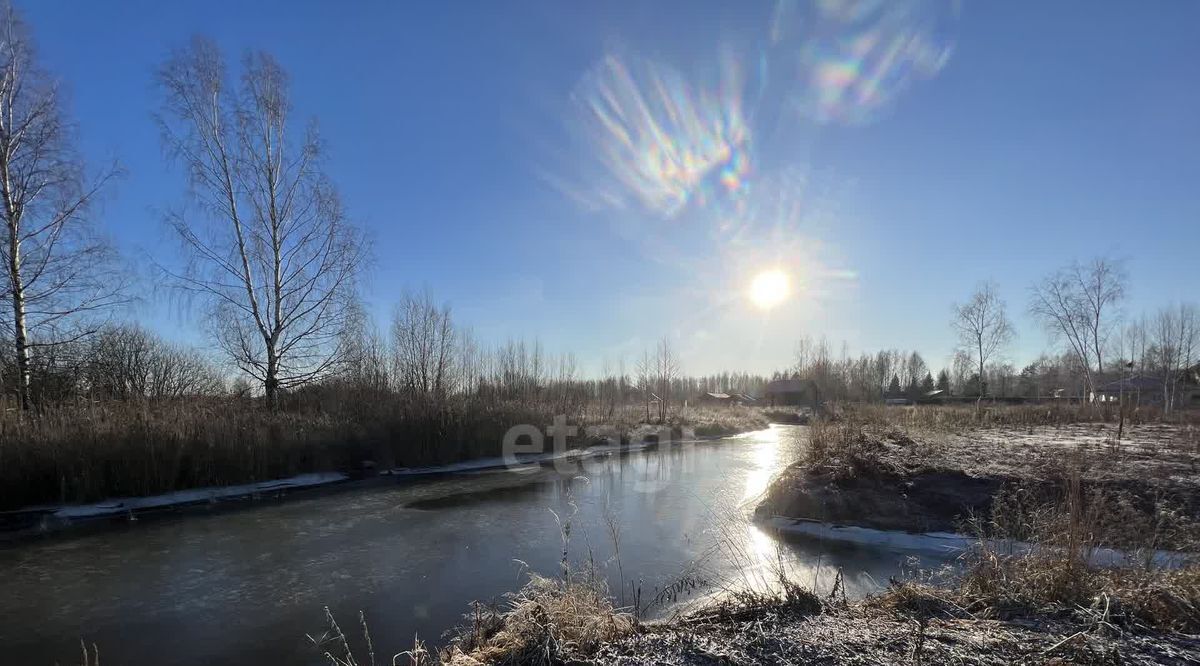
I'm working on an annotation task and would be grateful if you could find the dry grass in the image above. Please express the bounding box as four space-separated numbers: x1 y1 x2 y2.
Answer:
0 397 768 511
442 573 635 666
773 403 1200 634
685 412 767 437
846 401 1200 433
440 484 640 666
954 469 1200 633
777 405 1200 537
0 398 364 510
308 606 431 666
800 419 912 480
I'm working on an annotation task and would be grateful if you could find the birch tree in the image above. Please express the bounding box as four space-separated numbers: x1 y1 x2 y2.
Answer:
952 281 1014 399
654 337 679 421
157 38 364 408
1029 258 1125 397
0 5 124 409
1151 303 1198 412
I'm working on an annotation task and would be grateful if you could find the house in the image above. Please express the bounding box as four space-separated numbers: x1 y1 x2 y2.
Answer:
1095 371 1200 408
1095 375 1163 403
695 391 756 406
697 391 734 405
764 378 818 408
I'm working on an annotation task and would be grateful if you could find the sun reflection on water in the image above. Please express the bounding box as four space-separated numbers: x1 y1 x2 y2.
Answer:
740 424 782 503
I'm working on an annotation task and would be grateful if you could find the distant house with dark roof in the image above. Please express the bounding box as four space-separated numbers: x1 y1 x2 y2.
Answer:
1095 371 1200 407
695 391 756 406
764 378 818 408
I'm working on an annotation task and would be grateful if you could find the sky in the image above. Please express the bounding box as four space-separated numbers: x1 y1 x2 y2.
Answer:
16 0 1200 377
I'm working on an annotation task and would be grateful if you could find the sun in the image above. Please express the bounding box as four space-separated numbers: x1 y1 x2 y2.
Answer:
749 269 790 310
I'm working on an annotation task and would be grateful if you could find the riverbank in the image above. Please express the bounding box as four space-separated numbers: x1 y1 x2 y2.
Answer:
374 548 1200 665
756 415 1200 550
583 582 1200 665
0 406 772 533
406 406 1200 665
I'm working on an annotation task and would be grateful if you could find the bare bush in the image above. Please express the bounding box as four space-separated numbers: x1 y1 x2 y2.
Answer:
84 324 223 399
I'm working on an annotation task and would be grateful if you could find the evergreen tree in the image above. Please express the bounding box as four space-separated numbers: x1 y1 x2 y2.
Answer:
920 372 935 394
887 373 902 397
906 376 920 398
935 369 951 393
965 373 983 396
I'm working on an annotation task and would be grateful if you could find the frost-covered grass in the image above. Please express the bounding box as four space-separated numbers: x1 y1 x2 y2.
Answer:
753 403 1200 658
848 401 1200 431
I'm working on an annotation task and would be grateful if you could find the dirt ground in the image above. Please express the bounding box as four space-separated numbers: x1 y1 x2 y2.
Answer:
922 422 1199 490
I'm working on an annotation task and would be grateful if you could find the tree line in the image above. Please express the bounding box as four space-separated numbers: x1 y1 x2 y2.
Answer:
944 260 1195 410
783 258 1197 413
951 259 1196 412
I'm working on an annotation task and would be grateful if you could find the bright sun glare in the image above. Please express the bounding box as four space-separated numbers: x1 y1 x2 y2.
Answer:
749 269 790 310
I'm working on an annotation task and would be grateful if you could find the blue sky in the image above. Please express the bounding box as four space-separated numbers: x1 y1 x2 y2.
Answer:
18 0 1200 376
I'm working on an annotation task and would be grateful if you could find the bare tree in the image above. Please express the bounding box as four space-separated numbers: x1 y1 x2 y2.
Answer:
951 349 974 395
635 348 654 422
872 349 898 400
1150 303 1199 413
390 290 455 401
0 5 125 409
1029 258 1125 397
1118 315 1150 374
337 298 389 393
653 337 680 421
157 38 365 408
903 351 928 397
953 281 1014 399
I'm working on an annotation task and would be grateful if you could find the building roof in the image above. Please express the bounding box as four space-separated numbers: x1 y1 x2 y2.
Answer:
765 378 813 394
704 392 732 400
1096 375 1163 393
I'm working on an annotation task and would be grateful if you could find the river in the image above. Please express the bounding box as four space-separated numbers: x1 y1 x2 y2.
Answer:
0 425 946 665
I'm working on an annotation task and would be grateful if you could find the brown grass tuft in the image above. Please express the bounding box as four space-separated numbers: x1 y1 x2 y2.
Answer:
442 572 635 665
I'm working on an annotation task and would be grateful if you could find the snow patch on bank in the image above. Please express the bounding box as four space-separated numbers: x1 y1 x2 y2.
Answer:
35 472 350 521
764 516 970 556
763 516 1195 568
385 441 657 476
